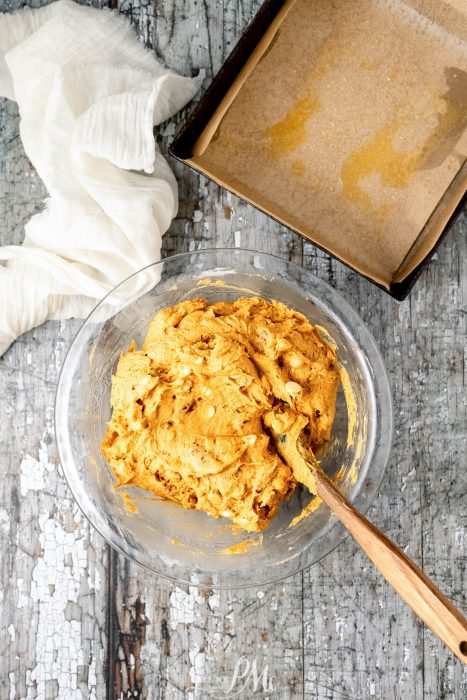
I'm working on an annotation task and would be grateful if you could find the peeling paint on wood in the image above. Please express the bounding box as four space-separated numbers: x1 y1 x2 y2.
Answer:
0 57 109 698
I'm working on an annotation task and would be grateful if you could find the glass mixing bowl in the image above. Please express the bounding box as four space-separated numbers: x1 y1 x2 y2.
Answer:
55 249 392 588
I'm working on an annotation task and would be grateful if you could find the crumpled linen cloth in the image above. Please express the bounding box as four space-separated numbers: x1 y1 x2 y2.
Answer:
0 0 197 357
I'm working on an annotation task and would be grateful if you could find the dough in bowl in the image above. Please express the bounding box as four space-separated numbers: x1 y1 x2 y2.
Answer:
101 297 340 532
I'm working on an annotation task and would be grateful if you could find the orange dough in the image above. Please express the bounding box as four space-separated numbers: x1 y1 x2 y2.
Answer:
101 297 339 532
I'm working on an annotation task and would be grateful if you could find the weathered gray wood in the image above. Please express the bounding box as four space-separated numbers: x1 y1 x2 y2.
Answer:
0 2 112 699
110 5 307 697
0 99 110 699
1 0 466 699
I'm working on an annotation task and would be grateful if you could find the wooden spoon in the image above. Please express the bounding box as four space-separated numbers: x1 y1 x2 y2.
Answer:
270 416 467 663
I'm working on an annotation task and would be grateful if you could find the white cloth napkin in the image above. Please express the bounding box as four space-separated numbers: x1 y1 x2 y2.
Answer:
0 0 197 357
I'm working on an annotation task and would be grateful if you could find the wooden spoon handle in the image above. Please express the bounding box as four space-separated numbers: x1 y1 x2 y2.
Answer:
316 472 467 663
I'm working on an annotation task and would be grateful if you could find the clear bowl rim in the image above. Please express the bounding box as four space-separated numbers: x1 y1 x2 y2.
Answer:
55 247 393 588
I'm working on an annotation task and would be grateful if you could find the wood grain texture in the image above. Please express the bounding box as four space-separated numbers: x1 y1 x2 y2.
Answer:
0 99 109 698
0 0 466 698
311 471 467 664
0 2 111 699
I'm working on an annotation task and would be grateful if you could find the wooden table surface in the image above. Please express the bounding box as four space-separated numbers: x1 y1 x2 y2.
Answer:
1 1 466 698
